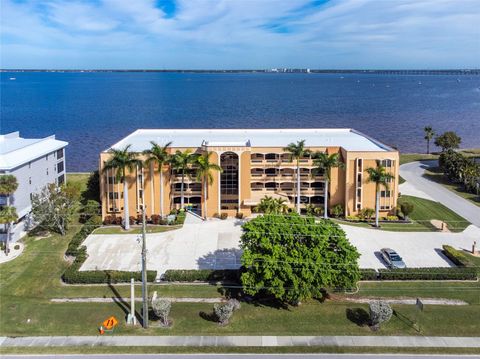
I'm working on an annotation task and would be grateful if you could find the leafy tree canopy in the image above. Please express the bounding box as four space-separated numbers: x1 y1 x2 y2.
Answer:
240 214 360 304
434 131 462 152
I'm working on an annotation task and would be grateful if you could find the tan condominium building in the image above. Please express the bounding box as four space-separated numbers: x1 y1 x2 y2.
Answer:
99 128 399 220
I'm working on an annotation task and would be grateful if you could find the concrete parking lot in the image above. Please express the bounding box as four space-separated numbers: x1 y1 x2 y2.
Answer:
81 213 480 276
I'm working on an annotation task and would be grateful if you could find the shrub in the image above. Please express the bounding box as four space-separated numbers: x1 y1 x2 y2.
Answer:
163 269 241 282
385 216 399 221
400 202 414 220
220 213 228 220
129 216 136 225
151 214 161 225
377 267 477 280
65 216 101 256
151 297 172 327
213 299 241 325
235 212 244 219
213 213 220 218
360 268 378 281
103 215 122 225
442 245 477 271
346 215 360 222
330 204 344 218
313 207 324 217
369 301 393 330
13 244 20 250
174 212 186 225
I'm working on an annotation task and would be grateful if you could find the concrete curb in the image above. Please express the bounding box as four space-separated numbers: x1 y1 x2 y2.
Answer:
2 336 480 348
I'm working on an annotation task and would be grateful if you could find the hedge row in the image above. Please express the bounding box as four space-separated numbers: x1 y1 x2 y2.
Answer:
65 216 101 256
63 218 157 284
442 245 477 268
163 269 241 282
377 267 477 280
359 268 378 281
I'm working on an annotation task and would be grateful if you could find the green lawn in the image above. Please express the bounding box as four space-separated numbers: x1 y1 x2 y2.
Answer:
93 225 181 235
398 195 470 232
400 153 439 165
1 172 479 339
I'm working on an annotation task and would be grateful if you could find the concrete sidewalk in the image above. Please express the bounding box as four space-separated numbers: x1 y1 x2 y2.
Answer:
1 335 479 348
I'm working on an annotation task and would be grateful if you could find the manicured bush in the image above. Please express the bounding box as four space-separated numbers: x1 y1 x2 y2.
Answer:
330 204 344 218
163 269 241 282
400 202 414 220
369 301 393 330
213 299 241 325
346 215 361 222
385 216 399 221
151 214 161 224
220 213 228 220
235 212 244 219
360 268 378 281
213 213 220 218
65 217 101 256
13 244 20 250
151 297 172 327
377 267 477 280
103 215 122 225
174 211 186 225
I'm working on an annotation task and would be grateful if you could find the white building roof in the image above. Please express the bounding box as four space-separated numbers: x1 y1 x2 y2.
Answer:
107 128 394 153
0 132 68 170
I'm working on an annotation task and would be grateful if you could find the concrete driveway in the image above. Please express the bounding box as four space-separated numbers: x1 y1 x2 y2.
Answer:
400 160 480 227
81 213 480 276
340 224 480 269
80 215 243 278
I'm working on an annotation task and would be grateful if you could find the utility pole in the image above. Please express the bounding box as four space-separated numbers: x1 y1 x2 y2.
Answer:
141 201 149 329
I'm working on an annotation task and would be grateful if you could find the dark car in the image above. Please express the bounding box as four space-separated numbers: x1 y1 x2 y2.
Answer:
380 248 406 269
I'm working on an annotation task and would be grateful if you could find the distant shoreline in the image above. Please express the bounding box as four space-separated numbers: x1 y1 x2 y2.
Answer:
1 69 479 75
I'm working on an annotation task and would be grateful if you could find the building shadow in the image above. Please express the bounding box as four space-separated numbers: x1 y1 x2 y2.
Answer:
346 308 370 327
197 248 243 270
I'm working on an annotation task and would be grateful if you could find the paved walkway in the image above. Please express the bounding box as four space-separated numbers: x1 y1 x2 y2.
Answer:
400 160 480 227
1 335 479 348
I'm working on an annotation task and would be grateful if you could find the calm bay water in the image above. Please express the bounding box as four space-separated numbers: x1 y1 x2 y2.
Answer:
1 72 479 171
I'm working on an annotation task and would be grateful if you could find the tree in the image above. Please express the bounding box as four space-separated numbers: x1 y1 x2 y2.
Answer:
369 301 393 330
143 141 172 218
151 297 172 327
195 151 222 218
241 214 360 304
170 150 198 209
359 208 375 221
0 206 18 256
255 196 288 214
312 152 345 219
0 174 19 255
31 184 78 235
284 140 311 214
213 299 240 325
423 126 435 154
102 145 142 230
400 202 414 221
366 162 395 228
434 131 461 152
80 199 101 223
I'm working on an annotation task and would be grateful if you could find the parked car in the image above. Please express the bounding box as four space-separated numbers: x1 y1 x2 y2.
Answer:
380 248 406 269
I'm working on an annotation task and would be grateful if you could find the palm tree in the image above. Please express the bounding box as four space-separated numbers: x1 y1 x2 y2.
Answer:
311 152 345 219
256 196 288 214
195 151 222 218
366 161 395 228
284 140 310 214
143 141 172 218
424 126 435 154
170 150 198 209
102 145 142 230
0 174 19 255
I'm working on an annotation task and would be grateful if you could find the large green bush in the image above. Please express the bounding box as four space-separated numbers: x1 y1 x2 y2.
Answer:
241 214 360 303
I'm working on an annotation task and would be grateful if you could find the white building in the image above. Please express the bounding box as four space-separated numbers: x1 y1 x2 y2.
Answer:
0 131 68 242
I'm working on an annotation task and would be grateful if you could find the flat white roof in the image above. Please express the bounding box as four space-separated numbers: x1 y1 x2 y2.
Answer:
0 132 68 170
107 128 394 152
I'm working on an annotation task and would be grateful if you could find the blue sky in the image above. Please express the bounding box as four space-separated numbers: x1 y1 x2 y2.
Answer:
1 0 479 69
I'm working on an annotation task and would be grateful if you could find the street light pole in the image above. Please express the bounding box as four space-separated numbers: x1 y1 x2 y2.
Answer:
141 199 149 328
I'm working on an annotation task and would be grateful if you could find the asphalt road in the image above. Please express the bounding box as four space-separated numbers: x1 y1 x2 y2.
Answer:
3 355 480 359
399 160 480 227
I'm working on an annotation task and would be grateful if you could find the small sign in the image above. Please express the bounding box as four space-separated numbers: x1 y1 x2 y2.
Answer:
416 298 424 312
102 316 118 330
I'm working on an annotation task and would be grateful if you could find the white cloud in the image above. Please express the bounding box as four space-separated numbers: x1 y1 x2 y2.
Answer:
1 0 479 69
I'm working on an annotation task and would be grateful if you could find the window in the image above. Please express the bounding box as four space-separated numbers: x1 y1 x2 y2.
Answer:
220 152 239 210
58 174 65 185
139 189 143 199
46 154 49 161
29 177 32 185
46 168 49 176
57 161 64 173
108 192 120 199
380 190 391 198
56 149 64 159
380 159 392 167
